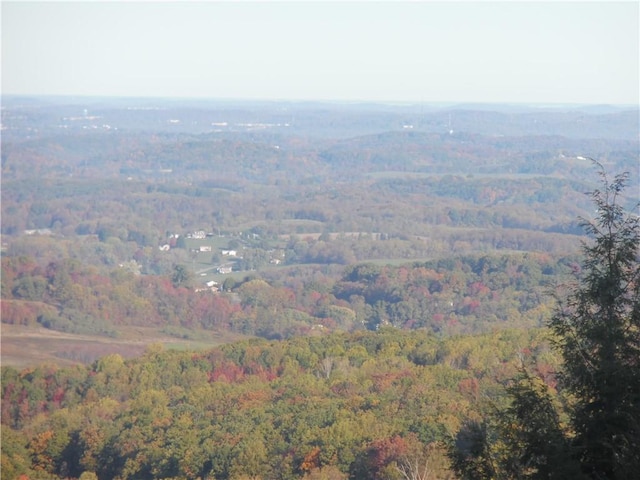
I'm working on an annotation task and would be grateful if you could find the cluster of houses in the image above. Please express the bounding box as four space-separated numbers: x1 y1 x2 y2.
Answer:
155 230 282 293
157 230 239 291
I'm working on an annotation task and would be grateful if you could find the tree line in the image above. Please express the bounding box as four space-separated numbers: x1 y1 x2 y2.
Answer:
2 248 582 341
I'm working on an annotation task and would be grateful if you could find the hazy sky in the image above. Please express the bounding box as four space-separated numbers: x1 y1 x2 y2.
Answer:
2 1 639 104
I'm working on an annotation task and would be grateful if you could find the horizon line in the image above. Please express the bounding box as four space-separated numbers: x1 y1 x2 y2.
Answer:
2 93 638 110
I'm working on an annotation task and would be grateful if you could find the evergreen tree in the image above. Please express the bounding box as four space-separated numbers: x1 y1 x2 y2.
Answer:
450 371 584 480
498 370 583 479
170 264 192 288
549 166 640 478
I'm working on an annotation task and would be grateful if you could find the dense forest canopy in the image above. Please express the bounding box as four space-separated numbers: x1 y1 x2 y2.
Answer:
2 328 557 480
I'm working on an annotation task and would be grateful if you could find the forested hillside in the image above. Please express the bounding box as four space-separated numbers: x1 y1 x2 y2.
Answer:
6 99 633 351
2 328 558 480
1 250 579 347
1 98 638 479
3 99 637 250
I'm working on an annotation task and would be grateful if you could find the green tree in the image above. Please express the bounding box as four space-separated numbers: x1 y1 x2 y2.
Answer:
1 426 37 479
497 371 583 480
549 167 640 478
79 472 99 480
450 419 498 480
171 264 193 288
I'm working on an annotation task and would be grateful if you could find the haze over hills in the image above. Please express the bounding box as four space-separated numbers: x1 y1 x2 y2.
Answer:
2 96 637 353
1 96 639 479
2 96 638 140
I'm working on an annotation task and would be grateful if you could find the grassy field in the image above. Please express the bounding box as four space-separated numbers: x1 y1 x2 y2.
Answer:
0 324 248 369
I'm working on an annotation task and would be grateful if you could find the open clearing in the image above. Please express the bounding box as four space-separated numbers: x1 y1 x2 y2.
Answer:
1 324 247 369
